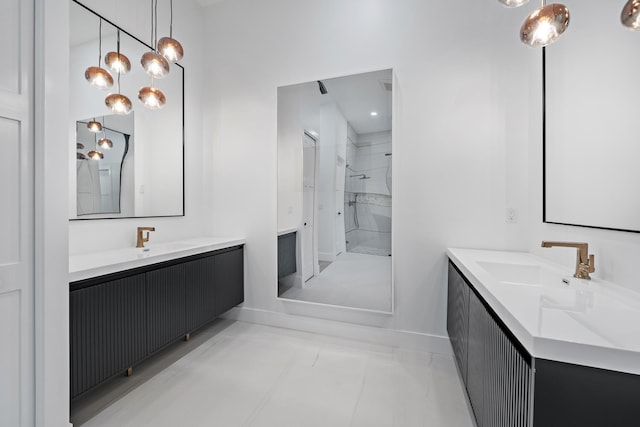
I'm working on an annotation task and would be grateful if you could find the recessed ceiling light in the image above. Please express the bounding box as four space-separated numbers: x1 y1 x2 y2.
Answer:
370 111 378 117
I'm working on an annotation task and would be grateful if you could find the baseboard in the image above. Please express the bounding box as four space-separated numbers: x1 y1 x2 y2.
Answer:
221 306 452 355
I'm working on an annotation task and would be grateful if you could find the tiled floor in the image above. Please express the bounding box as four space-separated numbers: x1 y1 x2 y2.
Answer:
76 320 475 427
280 252 392 312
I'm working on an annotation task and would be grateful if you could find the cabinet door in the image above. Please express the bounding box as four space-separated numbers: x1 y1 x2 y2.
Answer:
70 274 146 399
467 289 488 425
185 256 216 332
481 297 532 427
214 247 244 316
146 264 186 354
447 262 469 383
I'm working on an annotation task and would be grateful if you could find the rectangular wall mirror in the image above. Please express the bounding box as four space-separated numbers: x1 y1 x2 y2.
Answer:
69 0 184 220
277 69 393 313
544 3 640 232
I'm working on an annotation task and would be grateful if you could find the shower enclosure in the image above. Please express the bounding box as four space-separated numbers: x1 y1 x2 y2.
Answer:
344 129 392 257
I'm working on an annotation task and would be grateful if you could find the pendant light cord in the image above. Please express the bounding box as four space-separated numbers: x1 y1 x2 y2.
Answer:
170 0 174 38
98 19 103 66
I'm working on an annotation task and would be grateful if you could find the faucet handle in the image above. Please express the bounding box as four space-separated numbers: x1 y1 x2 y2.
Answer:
588 254 595 273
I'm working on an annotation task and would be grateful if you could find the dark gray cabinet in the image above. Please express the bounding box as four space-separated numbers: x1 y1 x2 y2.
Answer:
448 259 640 427
185 256 216 333
70 245 244 401
70 274 146 400
146 264 186 354
214 247 244 316
448 262 531 427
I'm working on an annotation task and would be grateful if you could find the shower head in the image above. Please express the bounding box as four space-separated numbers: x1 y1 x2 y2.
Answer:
317 80 328 95
349 174 370 180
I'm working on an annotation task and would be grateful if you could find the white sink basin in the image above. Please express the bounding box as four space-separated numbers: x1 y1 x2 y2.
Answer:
477 261 566 287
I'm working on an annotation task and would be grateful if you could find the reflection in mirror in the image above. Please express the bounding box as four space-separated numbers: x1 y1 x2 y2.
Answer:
544 3 640 232
69 0 184 220
76 114 132 216
277 69 393 313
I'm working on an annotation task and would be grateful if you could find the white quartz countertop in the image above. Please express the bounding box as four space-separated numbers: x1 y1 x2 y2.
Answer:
447 248 640 375
69 237 245 283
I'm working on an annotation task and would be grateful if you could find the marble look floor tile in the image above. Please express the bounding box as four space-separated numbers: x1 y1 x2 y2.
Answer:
77 322 474 427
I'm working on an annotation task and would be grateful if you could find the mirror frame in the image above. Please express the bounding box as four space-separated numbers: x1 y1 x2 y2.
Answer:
70 0 185 221
542 47 639 234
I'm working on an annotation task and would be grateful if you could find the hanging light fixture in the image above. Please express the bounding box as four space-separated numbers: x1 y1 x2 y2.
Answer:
138 83 167 109
622 0 640 30
141 0 170 79
88 133 104 160
87 119 102 133
105 30 131 74
98 137 113 149
105 38 133 115
498 0 530 7
520 2 570 47
157 0 184 63
85 19 114 90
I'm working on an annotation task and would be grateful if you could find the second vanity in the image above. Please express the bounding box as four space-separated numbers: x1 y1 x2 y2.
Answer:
447 248 640 427
69 237 245 401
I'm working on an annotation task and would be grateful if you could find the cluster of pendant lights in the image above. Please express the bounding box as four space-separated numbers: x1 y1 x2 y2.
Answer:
76 118 114 160
84 0 183 116
500 0 640 47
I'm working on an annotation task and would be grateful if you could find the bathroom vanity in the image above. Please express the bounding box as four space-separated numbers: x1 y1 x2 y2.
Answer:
69 238 245 401
447 248 640 427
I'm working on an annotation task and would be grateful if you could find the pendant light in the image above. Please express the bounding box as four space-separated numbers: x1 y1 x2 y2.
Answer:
98 137 113 149
98 118 113 149
520 2 570 47
498 0 530 7
105 40 133 114
622 0 640 30
87 119 102 133
105 30 131 74
85 19 114 90
88 133 104 160
138 82 167 109
141 0 170 79
157 0 184 63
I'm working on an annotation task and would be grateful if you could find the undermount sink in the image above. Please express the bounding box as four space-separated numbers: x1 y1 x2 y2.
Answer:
477 261 566 287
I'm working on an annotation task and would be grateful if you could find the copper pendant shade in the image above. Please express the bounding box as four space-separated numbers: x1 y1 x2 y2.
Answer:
622 0 640 30
157 37 183 63
87 150 104 160
98 137 113 149
520 3 570 47
141 51 170 79
105 93 133 115
498 0 530 8
105 52 131 74
138 86 167 109
87 120 102 132
85 66 113 90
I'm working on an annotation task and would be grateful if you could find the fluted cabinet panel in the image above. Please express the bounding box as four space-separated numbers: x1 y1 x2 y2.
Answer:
69 274 146 399
214 248 244 316
447 262 469 383
146 264 186 354
448 261 532 427
185 256 216 332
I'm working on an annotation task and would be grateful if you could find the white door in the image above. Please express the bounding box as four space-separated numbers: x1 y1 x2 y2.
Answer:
302 133 316 282
334 157 346 256
0 0 35 426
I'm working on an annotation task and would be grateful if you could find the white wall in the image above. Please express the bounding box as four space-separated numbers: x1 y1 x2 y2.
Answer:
204 0 535 337
68 0 209 254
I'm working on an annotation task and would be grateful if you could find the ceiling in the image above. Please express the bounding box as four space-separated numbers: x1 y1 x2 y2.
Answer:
292 69 393 138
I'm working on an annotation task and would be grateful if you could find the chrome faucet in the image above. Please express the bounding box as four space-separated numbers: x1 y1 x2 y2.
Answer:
541 241 595 280
136 227 155 248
